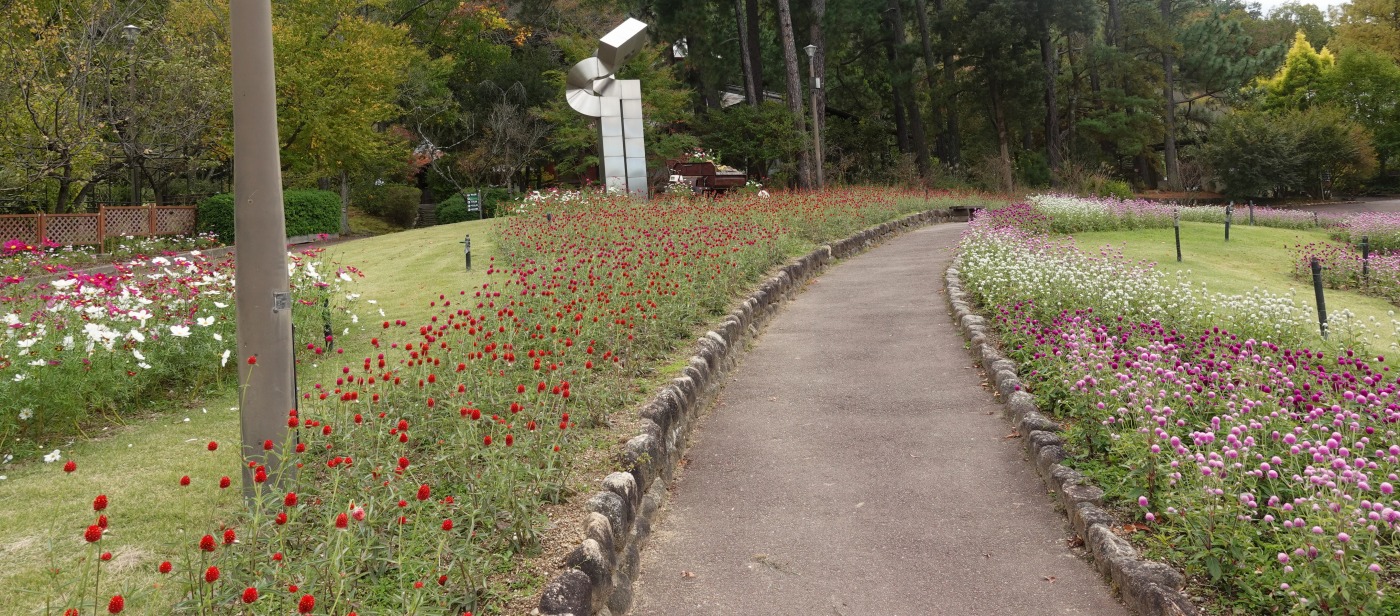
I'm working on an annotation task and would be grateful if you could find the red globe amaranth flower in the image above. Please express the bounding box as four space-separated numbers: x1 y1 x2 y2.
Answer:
441 519 453 531
64 610 78 616
247 356 257 365
219 476 231 489
97 514 108 529
179 475 191 486
107 595 124 614
284 492 298 507
275 512 288 525
504 434 514 446
158 561 172 574
287 584 297 592
93 494 108 511
223 529 236 545
84 524 103 543
297 594 315 614
207 441 218 451
438 574 448 585
205 566 220 583
254 467 268 483
483 435 492 446
416 484 431 501
335 513 348 529
263 439 274 451
351 505 366 521
242 587 259 604
199 534 217 552
100 551 112 561
63 460 76 473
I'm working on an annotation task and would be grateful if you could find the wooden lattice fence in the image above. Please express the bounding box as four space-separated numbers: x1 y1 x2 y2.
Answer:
0 206 197 247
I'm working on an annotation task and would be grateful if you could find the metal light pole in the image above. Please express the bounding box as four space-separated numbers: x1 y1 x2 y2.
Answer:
231 0 296 497
123 25 140 206
804 43 823 190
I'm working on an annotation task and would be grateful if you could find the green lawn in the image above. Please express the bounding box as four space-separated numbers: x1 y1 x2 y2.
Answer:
0 218 501 616
1070 221 1400 345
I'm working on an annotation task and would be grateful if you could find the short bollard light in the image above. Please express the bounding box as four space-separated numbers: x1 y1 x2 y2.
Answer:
460 234 472 271
1174 209 1182 263
1311 257 1328 340
1248 200 1255 225
1362 235 1371 285
1225 201 1233 241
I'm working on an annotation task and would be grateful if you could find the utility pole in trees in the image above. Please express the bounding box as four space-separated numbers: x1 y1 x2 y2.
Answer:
230 0 296 497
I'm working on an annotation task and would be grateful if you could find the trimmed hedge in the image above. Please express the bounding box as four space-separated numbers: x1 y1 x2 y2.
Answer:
354 183 420 228
197 189 341 243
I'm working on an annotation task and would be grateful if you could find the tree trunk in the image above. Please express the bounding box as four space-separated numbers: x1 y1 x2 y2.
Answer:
55 161 74 214
892 87 909 152
746 0 764 97
914 0 942 166
989 75 1014 193
775 0 813 189
1107 0 1121 48
736 0 760 105
886 0 929 175
810 0 827 185
1161 0 1181 191
932 0 959 167
340 169 351 235
1041 24 1062 180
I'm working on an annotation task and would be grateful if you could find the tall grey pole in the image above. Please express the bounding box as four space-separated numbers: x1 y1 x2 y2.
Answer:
806 45 823 190
231 0 295 497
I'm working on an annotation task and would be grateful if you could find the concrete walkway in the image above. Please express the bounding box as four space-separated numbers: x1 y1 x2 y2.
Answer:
630 224 1126 615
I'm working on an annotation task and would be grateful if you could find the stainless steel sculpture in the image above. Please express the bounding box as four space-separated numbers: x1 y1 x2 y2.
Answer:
566 18 649 196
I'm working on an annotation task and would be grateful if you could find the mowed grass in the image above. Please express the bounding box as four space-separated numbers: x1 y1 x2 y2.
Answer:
0 218 501 616
1070 221 1400 345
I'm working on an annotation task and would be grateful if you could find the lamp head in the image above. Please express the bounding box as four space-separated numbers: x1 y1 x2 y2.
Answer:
804 44 816 58
122 24 140 43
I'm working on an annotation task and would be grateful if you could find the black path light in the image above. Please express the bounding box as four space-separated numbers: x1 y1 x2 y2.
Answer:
1361 235 1371 285
1174 208 1182 263
1248 200 1255 225
461 234 472 271
1225 201 1233 241
1311 257 1329 340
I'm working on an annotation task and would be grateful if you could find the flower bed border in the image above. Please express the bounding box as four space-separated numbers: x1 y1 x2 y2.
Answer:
535 209 948 616
943 264 1199 616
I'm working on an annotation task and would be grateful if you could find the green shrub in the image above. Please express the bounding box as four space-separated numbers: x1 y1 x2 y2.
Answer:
378 186 420 229
196 193 236 243
282 189 341 238
1098 179 1133 200
436 188 512 224
196 189 341 244
436 196 471 224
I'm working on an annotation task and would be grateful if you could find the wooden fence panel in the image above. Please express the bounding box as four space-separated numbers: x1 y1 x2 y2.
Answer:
0 206 197 247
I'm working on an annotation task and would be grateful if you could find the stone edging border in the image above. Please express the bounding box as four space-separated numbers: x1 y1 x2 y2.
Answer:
535 209 947 616
943 265 1198 616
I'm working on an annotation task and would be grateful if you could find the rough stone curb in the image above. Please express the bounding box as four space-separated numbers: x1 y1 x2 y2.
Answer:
944 265 1198 616
536 210 944 616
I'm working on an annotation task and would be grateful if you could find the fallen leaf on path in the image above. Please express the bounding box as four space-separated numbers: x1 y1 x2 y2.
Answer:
1066 535 1085 548
1004 431 1021 439
1043 576 1057 583
681 571 696 578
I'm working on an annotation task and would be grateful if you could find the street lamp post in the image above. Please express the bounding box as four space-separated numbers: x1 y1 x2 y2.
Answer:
804 43 823 190
230 0 296 497
123 25 140 206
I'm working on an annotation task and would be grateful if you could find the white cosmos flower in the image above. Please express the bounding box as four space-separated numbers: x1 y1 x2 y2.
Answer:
3 313 20 326
16 338 38 349
50 279 77 290
339 271 352 282
196 316 215 327
170 325 191 337
127 329 145 343
128 309 153 325
28 359 46 366
42 449 61 463
18 408 32 420
133 349 145 361
221 349 231 367
138 362 151 369
214 302 228 309
213 333 223 342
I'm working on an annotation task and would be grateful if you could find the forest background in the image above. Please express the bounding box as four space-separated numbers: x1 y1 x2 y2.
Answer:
4 0 1400 221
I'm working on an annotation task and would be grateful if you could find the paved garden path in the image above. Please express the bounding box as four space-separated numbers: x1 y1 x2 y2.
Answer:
630 223 1127 616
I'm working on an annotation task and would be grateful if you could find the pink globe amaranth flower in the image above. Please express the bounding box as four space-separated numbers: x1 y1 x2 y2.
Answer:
351 505 366 521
